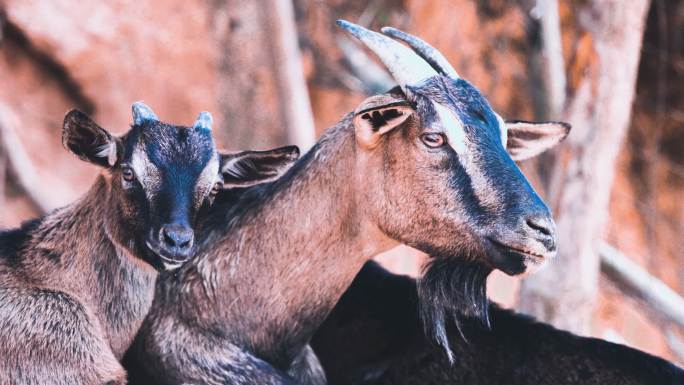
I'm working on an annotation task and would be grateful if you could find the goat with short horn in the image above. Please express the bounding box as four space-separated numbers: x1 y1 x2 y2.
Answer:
0 103 297 385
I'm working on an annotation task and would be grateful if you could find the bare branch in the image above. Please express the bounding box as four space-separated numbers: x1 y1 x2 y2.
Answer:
265 0 316 151
0 10 5 44
0 103 58 214
356 0 381 28
534 0 566 117
599 242 684 328
336 35 394 94
665 330 684 363
519 0 651 334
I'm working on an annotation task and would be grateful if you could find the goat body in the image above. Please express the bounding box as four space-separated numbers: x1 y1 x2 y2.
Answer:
0 180 155 384
312 261 684 385
0 103 228 384
126 117 383 385
125 22 572 385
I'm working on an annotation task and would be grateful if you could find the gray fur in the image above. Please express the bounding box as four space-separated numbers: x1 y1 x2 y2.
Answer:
288 345 328 385
0 180 152 385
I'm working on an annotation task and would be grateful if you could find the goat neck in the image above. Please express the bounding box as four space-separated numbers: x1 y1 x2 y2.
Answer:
171 116 397 367
8 176 157 358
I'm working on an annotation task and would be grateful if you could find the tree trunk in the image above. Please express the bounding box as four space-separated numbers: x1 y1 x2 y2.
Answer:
210 0 314 150
518 0 651 334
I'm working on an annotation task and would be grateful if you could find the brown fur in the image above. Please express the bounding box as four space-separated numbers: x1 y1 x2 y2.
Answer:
0 153 297 385
0 178 155 385
127 80 562 384
126 25 573 384
0 104 227 385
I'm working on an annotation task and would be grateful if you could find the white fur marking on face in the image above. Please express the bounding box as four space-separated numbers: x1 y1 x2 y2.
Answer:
495 113 507 147
433 103 501 209
130 146 161 198
433 102 466 154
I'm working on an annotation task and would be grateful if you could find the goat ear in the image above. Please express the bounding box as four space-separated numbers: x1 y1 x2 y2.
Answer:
354 95 414 150
220 145 300 188
505 120 571 161
62 109 118 168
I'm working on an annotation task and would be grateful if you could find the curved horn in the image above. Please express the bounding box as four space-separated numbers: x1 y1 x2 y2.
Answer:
336 20 437 91
193 111 213 131
132 102 159 125
381 27 460 79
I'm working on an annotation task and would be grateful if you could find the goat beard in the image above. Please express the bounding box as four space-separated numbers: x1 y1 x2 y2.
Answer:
417 257 492 363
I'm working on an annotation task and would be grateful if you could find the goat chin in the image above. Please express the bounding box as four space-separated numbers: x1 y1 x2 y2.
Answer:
417 258 492 362
519 256 549 277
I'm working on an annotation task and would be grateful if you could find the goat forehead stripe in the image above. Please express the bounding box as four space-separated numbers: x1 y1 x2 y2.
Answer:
430 101 503 211
131 146 161 199
432 102 466 154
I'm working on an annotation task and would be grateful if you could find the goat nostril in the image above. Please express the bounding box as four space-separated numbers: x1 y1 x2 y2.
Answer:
160 226 193 250
526 217 553 236
162 229 176 247
179 239 191 249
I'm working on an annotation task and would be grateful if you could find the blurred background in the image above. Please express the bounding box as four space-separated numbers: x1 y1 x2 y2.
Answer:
0 0 682 365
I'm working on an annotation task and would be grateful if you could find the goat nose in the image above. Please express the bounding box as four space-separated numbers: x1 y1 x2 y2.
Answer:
526 215 553 236
524 214 556 248
160 225 194 252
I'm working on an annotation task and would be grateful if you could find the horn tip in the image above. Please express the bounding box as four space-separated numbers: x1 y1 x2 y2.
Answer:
132 101 151 111
380 27 411 43
336 19 363 37
131 101 159 125
193 111 213 131
380 26 398 35
380 27 409 41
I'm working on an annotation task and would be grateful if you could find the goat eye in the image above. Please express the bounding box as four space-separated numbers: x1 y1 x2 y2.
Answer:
122 167 136 182
210 182 222 197
420 133 446 148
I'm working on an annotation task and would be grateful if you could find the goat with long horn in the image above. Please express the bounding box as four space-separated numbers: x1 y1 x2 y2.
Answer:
336 20 438 92
307 26 684 385
124 21 570 385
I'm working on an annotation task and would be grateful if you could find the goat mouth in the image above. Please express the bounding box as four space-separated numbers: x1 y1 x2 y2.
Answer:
486 238 548 262
145 241 190 269
483 238 550 276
